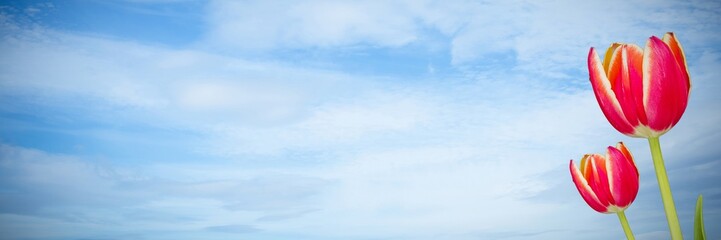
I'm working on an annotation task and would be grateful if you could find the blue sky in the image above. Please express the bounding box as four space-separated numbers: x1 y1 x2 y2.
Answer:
0 0 720 239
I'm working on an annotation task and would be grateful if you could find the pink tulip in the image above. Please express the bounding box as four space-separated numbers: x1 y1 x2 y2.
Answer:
588 32 690 138
570 142 639 213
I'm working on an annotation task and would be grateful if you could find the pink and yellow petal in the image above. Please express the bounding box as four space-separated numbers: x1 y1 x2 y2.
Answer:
603 43 622 74
580 154 593 179
606 146 639 208
616 142 639 177
624 44 648 127
588 48 636 135
570 160 608 213
662 32 690 89
588 154 613 207
642 36 690 134
607 45 644 128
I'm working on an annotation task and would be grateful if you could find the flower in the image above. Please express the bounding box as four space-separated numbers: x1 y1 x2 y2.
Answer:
588 32 690 138
570 142 639 213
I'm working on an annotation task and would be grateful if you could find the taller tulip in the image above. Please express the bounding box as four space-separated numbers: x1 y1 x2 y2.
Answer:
588 32 690 138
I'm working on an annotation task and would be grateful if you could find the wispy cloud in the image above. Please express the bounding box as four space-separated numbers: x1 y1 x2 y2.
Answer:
202 0 721 78
0 144 331 239
205 224 261 234
204 1 420 50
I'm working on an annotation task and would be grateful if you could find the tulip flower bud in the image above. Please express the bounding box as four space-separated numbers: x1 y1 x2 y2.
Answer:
588 33 690 138
570 142 639 213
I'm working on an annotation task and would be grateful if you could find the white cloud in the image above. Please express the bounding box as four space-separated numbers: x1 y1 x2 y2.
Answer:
299 93 430 140
452 0 721 79
204 0 420 50
0 23 374 129
199 76 658 239
10 0 690 88
0 144 330 239
0 24 629 237
200 0 721 81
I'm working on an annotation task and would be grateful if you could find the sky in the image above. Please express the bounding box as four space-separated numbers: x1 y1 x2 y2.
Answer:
0 0 720 239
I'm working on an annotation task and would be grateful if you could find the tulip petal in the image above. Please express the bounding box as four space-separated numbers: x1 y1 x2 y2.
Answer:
662 32 691 90
606 146 639 208
607 44 646 130
616 142 638 176
580 154 592 179
603 43 622 71
588 154 612 207
588 47 635 135
570 160 607 213
643 36 690 135
625 45 649 127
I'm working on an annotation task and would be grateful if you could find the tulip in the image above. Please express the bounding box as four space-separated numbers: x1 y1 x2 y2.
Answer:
588 32 690 138
570 142 639 213
570 142 638 239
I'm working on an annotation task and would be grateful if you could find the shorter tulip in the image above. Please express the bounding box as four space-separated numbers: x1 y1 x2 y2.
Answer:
570 142 639 213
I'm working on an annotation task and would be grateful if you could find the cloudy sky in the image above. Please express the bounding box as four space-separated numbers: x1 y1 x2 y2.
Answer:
1 0 720 239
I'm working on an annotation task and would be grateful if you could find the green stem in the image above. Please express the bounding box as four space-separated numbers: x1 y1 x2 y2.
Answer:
648 137 683 240
617 211 635 240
